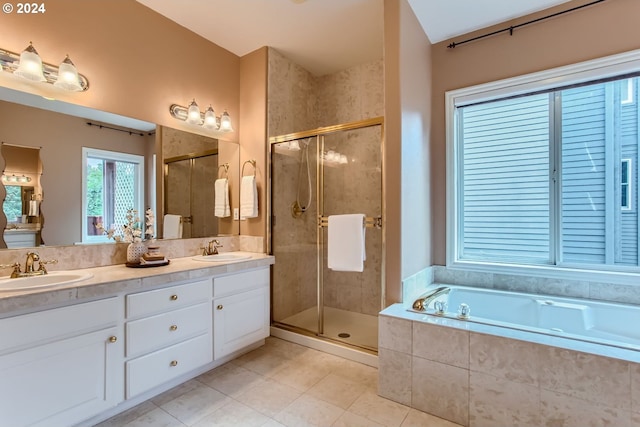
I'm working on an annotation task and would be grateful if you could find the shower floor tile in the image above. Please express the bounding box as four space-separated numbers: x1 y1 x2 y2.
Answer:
279 306 378 350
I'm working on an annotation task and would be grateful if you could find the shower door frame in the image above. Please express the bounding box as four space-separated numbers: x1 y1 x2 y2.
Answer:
163 148 218 237
267 116 385 351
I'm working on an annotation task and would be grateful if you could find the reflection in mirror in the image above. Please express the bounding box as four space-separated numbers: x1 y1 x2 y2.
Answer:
0 86 240 251
1 144 43 248
160 126 239 239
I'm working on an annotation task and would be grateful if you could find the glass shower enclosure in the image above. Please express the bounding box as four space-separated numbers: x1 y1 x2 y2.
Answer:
269 117 384 352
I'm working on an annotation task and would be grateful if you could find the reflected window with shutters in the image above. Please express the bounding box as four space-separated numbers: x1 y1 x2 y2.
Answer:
81 147 144 243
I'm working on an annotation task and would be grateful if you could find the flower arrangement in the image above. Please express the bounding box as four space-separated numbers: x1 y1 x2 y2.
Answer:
97 208 154 243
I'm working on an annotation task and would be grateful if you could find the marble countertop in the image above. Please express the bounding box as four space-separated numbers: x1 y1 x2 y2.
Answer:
0 251 274 316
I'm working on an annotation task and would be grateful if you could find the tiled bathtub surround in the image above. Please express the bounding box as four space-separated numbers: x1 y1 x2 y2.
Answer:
378 306 640 427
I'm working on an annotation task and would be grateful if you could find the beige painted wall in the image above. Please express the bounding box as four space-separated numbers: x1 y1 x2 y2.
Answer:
1 0 239 140
239 47 269 242
430 0 640 265
383 0 433 304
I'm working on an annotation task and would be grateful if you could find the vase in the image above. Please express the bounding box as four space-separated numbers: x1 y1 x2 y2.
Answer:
127 241 146 263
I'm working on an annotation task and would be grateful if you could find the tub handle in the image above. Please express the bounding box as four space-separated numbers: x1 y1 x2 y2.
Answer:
457 303 470 319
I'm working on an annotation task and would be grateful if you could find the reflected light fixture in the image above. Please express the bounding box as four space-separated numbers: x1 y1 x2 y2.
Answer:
0 42 89 92
169 100 234 133
1 174 31 183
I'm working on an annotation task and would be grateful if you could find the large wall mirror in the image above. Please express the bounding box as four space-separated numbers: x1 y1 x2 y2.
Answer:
0 86 240 249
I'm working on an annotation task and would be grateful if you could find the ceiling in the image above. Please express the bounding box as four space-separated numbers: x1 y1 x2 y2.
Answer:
136 0 573 76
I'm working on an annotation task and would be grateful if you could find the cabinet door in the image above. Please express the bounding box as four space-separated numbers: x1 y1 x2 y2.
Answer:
0 326 123 427
213 286 269 360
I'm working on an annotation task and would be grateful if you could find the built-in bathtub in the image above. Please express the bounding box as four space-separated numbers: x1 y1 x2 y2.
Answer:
378 284 640 427
408 284 640 352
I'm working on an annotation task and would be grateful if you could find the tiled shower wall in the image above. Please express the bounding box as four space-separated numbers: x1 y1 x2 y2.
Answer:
268 48 384 320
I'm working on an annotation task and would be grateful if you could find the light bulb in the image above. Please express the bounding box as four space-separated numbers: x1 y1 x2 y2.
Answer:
289 141 300 151
186 99 202 125
203 105 218 129
53 55 82 91
14 42 46 82
219 110 233 132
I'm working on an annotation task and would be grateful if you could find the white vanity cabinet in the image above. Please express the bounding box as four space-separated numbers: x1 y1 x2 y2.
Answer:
213 267 270 360
125 279 213 398
0 297 123 427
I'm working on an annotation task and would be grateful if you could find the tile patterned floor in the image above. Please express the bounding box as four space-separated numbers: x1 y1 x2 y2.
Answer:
96 337 461 427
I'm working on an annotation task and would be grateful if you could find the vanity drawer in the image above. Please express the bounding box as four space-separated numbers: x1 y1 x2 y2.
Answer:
0 297 120 353
126 302 211 357
126 279 211 319
213 268 269 298
126 333 212 398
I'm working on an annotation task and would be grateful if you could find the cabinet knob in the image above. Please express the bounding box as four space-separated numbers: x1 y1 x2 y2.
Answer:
170 294 178 301
108 336 118 343
170 360 178 367
170 325 178 331
217 304 223 310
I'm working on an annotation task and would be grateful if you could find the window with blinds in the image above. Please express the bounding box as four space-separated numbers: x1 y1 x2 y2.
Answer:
455 77 639 269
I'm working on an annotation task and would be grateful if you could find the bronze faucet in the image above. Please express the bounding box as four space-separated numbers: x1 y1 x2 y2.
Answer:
202 239 223 256
24 252 40 274
0 252 58 278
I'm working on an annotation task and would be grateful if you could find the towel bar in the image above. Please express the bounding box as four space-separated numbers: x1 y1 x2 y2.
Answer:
318 216 382 229
217 163 229 179
242 159 256 177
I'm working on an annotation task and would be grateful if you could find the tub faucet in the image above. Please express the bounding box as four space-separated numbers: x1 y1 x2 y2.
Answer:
412 286 451 312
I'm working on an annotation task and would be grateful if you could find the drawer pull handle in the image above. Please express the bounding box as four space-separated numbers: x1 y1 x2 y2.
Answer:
217 304 223 310
170 360 178 367
170 294 178 301
108 336 118 343
170 325 178 331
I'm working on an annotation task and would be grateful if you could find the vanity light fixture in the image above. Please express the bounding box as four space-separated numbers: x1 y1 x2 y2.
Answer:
13 42 45 82
169 100 234 133
0 42 89 92
1 174 31 183
186 99 203 125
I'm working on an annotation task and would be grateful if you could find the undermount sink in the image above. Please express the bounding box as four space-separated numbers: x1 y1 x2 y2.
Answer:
0 271 94 292
192 253 252 263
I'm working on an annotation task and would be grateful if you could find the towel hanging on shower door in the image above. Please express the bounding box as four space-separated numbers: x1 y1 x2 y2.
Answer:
327 214 366 272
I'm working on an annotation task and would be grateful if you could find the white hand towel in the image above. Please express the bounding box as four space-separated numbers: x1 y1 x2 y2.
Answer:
240 175 258 219
327 214 366 272
28 200 39 216
214 178 230 218
163 214 183 239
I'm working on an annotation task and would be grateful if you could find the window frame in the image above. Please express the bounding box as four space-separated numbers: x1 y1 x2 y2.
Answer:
81 147 144 244
446 49 640 285
622 78 635 105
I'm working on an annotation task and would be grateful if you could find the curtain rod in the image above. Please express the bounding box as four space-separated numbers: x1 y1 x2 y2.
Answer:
447 0 607 49
86 121 154 137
